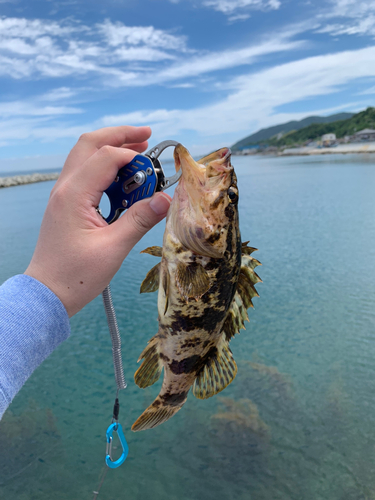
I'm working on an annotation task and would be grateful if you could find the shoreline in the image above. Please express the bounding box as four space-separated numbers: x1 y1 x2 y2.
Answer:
233 141 375 157
0 172 59 188
281 142 375 156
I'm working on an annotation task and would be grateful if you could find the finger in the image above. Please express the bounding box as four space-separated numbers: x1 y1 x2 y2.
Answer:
72 146 141 205
121 141 149 153
107 192 171 256
60 126 152 180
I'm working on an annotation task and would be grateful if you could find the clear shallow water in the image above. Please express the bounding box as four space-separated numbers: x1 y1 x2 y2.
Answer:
0 154 375 499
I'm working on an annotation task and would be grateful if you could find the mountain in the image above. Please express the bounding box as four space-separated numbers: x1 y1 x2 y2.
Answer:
231 112 354 150
269 107 375 147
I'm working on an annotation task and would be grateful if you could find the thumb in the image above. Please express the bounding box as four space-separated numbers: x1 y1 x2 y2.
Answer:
108 192 171 254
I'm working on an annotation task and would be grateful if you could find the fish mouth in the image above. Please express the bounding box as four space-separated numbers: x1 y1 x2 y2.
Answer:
173 144 232 200
174 144 205 177
198 147 231 168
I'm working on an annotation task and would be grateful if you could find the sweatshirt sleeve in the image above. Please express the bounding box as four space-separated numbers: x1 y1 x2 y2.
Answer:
0 274 70 419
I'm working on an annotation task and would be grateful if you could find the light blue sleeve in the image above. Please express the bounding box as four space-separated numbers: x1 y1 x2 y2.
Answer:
0 274 70 419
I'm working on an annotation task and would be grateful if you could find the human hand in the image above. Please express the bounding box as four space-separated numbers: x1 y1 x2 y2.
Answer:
25 126 171 317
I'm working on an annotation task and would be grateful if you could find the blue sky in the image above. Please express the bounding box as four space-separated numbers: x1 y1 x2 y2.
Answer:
1 0 375 171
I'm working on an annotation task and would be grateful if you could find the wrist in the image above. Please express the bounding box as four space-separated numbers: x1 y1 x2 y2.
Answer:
24 265 74 318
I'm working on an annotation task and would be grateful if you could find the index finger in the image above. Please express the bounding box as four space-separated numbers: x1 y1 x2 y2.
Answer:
61 126 152 180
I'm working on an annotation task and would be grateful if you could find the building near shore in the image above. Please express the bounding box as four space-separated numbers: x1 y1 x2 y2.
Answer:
321 133 336 146
354 129 375 141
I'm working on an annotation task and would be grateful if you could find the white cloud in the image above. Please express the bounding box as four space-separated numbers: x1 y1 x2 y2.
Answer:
202 0 280 14
317 0 375 37
41 87 78 101
228 13 251 22
97 19 186 51
2 44 373 151
0 16 186 81
0 16 81 39
99 45 375 143
122 37 304 87
359 85 375 94
0 15 304 89
0 101 83 117
168 0 280 17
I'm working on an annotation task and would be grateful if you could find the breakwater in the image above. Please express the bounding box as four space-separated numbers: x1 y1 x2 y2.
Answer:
0 172 59 188
281 142 375 156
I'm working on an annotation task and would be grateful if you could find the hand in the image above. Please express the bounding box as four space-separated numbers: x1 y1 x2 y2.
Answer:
25 126 171 317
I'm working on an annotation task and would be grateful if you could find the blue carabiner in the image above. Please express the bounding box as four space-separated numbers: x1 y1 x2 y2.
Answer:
105 422 129 468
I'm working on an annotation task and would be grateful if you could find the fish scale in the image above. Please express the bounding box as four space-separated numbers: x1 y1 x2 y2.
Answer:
131 144 261 431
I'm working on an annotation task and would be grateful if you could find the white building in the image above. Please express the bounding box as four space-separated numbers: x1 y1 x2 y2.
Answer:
321 133 336 146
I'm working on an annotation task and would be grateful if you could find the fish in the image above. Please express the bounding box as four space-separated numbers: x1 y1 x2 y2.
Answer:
131 144 261 431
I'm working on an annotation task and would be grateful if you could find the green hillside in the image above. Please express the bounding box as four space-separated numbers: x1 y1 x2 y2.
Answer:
231 112 353 150
267 107 375 147
233 107 375 150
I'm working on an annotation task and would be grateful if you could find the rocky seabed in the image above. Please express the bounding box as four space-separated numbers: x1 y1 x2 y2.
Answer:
0 172 59 188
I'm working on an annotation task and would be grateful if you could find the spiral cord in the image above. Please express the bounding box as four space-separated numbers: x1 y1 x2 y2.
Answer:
102 284 127 391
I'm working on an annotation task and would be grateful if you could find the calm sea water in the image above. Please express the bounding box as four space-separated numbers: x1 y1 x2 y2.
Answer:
1 153 375 500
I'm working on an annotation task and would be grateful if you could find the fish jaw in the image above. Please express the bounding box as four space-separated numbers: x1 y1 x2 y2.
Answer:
173 144 233 202
170 144 239 259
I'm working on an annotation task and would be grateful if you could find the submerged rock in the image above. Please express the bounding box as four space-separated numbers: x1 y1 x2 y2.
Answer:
212 397 270 436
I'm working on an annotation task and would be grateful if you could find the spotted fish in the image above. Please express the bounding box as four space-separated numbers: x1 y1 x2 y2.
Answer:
131 144 261 431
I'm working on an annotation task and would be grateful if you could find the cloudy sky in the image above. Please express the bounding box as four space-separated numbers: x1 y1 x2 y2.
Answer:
0 0 375 171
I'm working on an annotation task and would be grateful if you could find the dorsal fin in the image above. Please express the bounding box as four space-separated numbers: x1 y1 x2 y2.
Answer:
140 263 160 293
193 339 238 399
241 241 258 255
134 336 163 388
223 242 261 341
141 246 163 257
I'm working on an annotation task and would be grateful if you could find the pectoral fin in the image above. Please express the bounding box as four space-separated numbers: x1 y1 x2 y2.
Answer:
193 340 237 399
176 262 211 301
140 263 160 293
134 336 162 388
160 266 170 315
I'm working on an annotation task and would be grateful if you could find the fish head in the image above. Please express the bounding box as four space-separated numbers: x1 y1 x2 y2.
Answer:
168 144 240 258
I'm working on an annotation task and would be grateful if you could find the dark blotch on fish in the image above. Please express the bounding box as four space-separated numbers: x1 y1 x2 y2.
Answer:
169 355 201 374
160 391 188 407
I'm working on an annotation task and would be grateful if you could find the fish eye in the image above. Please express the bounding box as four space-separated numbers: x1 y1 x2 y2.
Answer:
228 187 238 203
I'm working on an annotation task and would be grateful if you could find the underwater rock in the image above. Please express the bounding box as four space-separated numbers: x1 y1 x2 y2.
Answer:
212 397 270 437
245 361 294 400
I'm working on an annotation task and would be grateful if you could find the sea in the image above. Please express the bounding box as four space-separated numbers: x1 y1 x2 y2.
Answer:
0 153 375 500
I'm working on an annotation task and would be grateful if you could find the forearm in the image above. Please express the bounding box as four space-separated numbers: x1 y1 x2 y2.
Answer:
0 275 70 418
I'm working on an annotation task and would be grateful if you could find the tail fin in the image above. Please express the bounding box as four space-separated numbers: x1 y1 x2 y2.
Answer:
131 392 188 432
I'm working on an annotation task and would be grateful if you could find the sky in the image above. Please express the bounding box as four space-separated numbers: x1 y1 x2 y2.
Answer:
1 0 375 171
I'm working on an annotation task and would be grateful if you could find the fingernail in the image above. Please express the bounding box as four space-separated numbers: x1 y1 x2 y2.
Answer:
149 193 171 215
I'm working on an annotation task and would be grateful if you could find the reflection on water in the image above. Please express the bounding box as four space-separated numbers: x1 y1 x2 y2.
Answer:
1 154 375 499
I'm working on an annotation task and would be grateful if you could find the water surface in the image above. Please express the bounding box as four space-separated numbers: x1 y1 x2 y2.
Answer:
1 153 375 500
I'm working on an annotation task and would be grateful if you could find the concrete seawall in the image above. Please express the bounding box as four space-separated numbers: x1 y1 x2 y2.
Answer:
0 172 59 188
281 142 375 156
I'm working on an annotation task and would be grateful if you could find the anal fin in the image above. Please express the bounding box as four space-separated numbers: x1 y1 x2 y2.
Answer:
134 337 162 388
193 340 237 400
